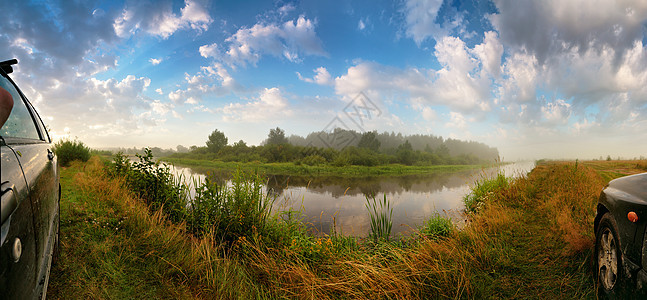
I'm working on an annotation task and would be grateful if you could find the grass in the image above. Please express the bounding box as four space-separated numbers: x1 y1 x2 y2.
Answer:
365 194 393 242
47 158 267 299
161 156 487 177
47 157 647 299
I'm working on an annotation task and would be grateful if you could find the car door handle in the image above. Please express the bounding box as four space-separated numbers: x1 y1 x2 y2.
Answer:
47 149 54 160
1 183 17 225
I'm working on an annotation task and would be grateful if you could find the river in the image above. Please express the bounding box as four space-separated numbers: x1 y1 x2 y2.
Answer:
166 161 535 238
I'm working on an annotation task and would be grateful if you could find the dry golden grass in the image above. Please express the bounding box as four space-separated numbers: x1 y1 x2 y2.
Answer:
50 158 646 299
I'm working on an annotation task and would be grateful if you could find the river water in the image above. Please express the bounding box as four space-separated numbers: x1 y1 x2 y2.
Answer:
166 161 535 238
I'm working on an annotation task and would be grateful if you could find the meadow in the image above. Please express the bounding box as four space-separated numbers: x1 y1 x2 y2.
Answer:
46 153 647 299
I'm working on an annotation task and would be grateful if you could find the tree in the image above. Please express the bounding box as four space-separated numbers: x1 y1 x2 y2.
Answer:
358 131 381 152
206 129 228 153
266 127 288 145
176 145 189 153
396 140 415 165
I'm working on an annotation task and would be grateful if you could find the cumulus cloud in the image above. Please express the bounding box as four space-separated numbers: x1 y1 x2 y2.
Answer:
541 99 571 125
168 62 240 104
297 67 333 85
220 87 292 121
0 0 118 82
114 0 212 39
221 15 326 66
335 33 499 114
402 0 445 44
489 0 647 66
199 43 220 58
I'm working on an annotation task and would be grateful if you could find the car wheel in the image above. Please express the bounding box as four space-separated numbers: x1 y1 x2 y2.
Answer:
595 213 623 297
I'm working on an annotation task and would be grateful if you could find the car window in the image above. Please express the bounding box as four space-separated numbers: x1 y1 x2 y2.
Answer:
0 75 40 140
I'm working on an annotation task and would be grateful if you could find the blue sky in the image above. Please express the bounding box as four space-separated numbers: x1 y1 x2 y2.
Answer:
2 0 647 160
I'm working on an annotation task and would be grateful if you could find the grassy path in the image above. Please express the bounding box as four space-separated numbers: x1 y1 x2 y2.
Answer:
46 160 201 299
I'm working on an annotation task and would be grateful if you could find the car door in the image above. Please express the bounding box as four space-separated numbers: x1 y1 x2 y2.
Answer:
0 74 41 298
0 67 59 299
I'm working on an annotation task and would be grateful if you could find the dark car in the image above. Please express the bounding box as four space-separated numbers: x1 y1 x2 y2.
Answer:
0 59 60 299
595 172 647 297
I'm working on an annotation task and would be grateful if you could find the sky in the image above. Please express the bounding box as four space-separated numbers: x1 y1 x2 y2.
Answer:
1 0 646 161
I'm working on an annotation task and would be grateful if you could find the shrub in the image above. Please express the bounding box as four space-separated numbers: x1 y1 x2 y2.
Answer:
419 213 453 240
301 154 326 166
108 148 188 222
53 139 91 167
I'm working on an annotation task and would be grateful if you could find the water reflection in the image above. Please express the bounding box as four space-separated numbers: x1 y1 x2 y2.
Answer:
167 162 535 238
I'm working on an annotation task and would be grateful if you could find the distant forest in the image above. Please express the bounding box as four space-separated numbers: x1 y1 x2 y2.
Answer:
287 128 499 163
145 127 501 167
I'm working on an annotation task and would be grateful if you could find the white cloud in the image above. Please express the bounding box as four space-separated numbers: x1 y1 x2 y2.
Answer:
220 87 292 121
199 43 219 58
222 16 326 66
446 112 467 129
168 62 240 104
358 19 366 31
335 34 495 114
422 107 437 121
149 58 162 65
278 4 296 16
114 0 212 39
471 31 504 78
297 67 333 85
541 99 571 125
403 0 445 45
499 52 538 105
156 88 163 95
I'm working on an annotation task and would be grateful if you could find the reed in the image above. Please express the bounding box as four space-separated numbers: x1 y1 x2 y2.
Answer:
365 193 393 242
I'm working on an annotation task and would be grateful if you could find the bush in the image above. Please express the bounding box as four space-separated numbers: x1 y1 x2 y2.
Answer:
301 154 326 166
53 139 91 167
108 149 188 222
419 214 453 239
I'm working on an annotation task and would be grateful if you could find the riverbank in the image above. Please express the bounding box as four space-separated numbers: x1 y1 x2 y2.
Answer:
47 157 647 298
161 156 489 177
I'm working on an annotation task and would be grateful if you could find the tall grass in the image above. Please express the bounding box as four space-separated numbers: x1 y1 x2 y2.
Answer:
109 149 188 222
76 151 628 299
463 171 509 213
419 213 454 240
365 194 393 242
187 170 276 246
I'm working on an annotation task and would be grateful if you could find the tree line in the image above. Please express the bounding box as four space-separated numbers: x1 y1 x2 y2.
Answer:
168 127 500 167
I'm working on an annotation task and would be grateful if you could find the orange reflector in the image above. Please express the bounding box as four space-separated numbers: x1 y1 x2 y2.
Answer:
628 212 639 223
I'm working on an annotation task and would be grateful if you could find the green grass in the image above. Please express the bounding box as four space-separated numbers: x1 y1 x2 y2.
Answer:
47 157 647 299
47 158 267 299
365 194 393 242
419 213 454 240
162 157 486 177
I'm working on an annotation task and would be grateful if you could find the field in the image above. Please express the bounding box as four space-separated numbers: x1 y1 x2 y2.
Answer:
162 157 487 177
46 158 647 299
